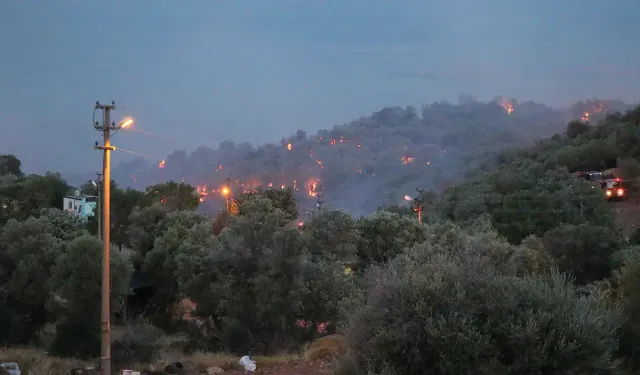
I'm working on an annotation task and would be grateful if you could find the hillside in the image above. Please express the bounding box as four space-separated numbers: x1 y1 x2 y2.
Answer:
75 97 632 216
439 104 640 239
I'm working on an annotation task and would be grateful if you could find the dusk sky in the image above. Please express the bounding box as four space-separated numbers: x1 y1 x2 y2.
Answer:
2 0 639 174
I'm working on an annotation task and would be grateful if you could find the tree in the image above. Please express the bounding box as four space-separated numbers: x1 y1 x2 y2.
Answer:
543 223 621 285
142 211 210 328
235 187 298 222
145 181 199 211
566 120 591 139
0 154 23 176
48 235 132 358
127 203 171 258
0 217 64 344
339 242 621 374
356 211 426 266
177 205 347 354
112 187 148 250
303 209 357 261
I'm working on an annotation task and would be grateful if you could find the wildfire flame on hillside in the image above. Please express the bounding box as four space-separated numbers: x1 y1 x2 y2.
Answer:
149 127 441 207
307 179 319 197
499 100 514 115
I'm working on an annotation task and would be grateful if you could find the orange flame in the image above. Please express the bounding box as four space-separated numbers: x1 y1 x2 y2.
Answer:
158 160 165 168
402 156 414 165
306 179 319 197
287 143 292 151
404 195 414 201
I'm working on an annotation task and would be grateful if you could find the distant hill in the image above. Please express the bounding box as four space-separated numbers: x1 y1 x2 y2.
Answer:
66 97 634 216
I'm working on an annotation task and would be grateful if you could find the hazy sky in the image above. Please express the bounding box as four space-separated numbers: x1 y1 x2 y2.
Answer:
2 0 639 174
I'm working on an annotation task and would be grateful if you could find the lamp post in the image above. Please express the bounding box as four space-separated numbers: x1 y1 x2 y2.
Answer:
221 186 230 211
92 101 133 375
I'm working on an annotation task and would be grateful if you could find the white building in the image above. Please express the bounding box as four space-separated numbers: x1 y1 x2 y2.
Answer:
63 191 97 221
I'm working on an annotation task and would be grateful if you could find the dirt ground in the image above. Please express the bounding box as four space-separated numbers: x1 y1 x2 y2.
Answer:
224 359 334 375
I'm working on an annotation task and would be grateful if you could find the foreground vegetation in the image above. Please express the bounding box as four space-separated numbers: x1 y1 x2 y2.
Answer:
2 105 640 374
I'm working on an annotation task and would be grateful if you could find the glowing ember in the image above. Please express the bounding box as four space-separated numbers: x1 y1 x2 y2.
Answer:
132 174 136 184
404 195 414 201
581 112 590 121
196 185 209 197
297 221 304 227
287 143 292 151
216 165 223 171
401 156 415 165
330 138 337 145
158 160 165 168
316 160 324 168
356 144 361 148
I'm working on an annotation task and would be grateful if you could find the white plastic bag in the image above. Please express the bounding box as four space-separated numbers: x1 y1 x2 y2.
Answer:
238 355 257 372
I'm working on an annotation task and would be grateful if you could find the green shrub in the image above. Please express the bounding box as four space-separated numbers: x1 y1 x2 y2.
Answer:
112 320 166 367
339 249 622 374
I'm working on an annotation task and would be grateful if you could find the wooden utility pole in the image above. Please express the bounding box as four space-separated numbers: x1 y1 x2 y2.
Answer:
93 101 115 375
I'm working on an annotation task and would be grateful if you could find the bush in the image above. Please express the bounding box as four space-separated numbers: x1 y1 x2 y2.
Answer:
609 246 640 370
49 317 100 359
112 319 166 368
339 248 622 374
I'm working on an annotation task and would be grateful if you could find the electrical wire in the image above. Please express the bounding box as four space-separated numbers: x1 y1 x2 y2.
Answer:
114 147 153 159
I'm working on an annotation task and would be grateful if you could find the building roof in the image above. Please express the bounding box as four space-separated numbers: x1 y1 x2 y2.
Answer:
64 195 98 200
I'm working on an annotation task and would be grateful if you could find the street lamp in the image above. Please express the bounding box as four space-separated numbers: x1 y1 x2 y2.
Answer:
221 186 230 211
92 101 133 375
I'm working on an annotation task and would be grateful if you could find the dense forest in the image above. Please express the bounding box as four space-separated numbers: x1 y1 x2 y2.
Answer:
68 97 633 217
3 102 640 373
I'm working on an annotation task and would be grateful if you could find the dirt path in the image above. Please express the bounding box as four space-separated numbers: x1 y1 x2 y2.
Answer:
224 359 333 375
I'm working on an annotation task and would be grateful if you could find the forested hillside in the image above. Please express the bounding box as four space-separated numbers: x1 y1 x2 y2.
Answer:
3 104 640 374
90 97 631 216
439 104 640 240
